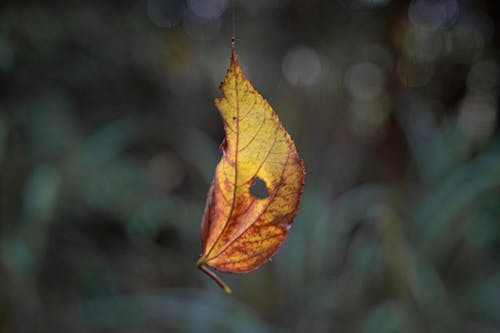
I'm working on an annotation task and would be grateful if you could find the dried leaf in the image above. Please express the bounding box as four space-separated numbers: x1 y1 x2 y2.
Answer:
197 51 305 293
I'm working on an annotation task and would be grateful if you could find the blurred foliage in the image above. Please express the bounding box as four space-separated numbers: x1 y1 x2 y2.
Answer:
1 0 500 332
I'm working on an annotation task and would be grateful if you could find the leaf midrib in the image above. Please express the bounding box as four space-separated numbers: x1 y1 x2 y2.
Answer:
205 61 240 260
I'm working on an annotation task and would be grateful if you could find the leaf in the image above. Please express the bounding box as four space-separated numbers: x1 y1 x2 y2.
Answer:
197 51 305 293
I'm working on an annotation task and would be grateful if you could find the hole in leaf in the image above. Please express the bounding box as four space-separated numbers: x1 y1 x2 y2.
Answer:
250 177 268 199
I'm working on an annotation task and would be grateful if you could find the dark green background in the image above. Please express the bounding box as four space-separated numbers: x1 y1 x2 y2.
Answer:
1 0 500 332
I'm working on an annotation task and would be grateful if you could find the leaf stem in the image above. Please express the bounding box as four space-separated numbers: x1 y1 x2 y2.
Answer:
197 261 232 294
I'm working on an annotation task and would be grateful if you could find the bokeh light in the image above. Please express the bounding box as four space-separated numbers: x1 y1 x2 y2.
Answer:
458 92 497 144
403 28 444 63
408 0 458 30
281 46 321 87
187 0 229 20
466 61 499 93
345 61 385 100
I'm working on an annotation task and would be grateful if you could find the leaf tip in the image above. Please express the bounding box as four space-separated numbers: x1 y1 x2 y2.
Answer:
230 49 238 68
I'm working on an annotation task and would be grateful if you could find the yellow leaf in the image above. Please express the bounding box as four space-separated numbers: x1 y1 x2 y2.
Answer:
197 51 305 293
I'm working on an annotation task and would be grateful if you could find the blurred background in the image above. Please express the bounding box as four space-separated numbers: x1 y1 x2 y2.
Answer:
1 0 500 332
